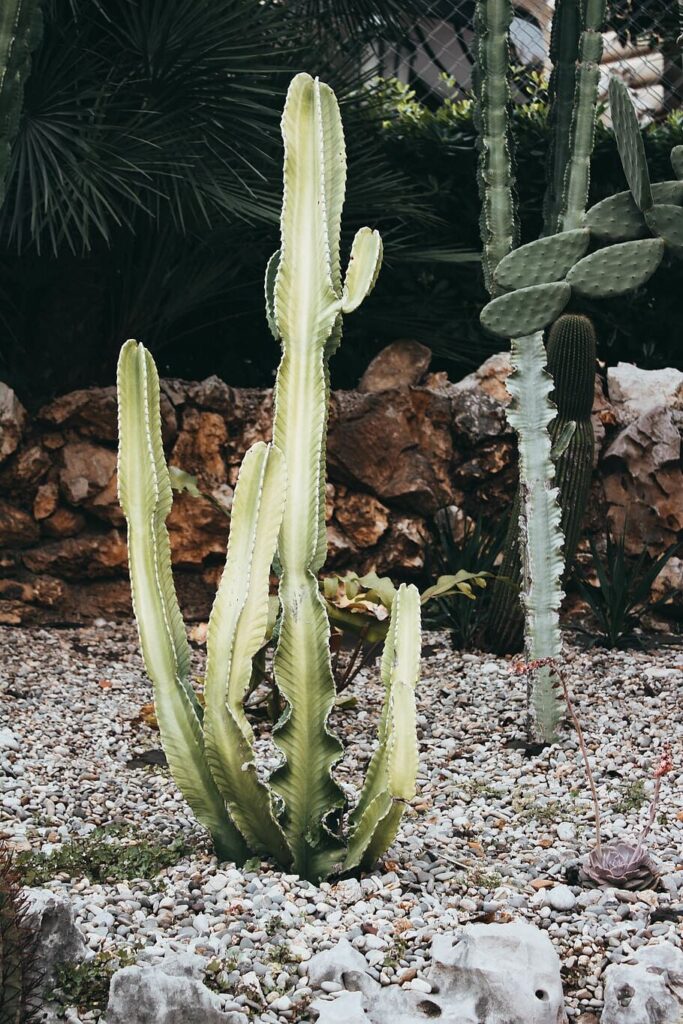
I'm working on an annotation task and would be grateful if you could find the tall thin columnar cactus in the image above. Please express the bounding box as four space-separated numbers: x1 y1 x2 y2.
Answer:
477 74 675 739
117 73 422 883
0 0 42 208
487 314 597 654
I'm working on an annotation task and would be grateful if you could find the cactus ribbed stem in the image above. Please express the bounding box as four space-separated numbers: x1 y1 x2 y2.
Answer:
543 0 582 236
473 0 519 295
486 314 596 653
558 0 606 232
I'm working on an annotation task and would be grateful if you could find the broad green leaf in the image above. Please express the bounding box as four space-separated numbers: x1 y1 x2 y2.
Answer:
169 466 202 498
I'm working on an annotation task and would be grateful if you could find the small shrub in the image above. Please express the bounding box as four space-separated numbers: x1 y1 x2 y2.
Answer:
17 827 191 886
51 948 138 1015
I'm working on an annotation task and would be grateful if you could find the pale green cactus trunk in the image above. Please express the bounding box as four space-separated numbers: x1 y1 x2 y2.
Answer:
117 73 421 883
473 0 606 741
0 0 41 208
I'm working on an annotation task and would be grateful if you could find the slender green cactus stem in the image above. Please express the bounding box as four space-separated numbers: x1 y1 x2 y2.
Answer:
473 0 518 295
487 314 596 655
117 341 250 864
0 0 42 208
543 0 582 235
506 332 565 743
558 0 606 232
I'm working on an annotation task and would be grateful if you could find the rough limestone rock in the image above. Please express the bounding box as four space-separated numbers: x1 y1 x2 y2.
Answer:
312 923 567 1024
602 405 683 553
24 888 87 984
601 942 683 1024
607 363 683 426
105 963 247 1024
307 937 369 989
358 340 432 393
0 382 27 463
449 352 512 445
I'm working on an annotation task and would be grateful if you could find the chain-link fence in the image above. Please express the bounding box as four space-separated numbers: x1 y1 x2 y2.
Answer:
363 1 683 122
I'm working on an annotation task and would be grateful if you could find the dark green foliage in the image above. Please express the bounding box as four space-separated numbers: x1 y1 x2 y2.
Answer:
0 0 42 210
486 314 596 653
0 843 42 1024
370 80 683 374
16 827 191 886
573 530 682 648
50 950 138 1016
424 510 507 649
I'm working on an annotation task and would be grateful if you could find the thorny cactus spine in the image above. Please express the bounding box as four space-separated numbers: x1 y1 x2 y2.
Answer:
487 314 596 654
117 73 422 884
0 844 42 1024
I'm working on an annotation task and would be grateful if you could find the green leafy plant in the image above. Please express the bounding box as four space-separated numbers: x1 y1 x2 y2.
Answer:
117 73 422 884
16 828 191 886
573 530 681 648
0 841 43 1024
51 949 139 1016
425 509 506 649
321 569 488 689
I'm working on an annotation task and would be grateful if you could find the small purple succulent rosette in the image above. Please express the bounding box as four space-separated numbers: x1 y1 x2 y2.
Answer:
581 841 661 891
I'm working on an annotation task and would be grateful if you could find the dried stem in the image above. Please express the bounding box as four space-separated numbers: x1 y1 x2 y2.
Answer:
557 667 602 851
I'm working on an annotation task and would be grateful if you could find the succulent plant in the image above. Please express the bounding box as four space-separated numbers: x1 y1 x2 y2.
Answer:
487 313 597 654
117 73 422 883
472 0 609 742
582 842 660 891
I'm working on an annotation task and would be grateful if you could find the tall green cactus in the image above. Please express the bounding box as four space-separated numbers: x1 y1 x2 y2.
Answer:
117 73 422 883
472 0 608 741
0 0 42 209
487 314 597 654
472 0 518 295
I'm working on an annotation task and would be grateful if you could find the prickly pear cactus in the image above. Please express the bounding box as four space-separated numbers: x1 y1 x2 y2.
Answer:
486 313 596 654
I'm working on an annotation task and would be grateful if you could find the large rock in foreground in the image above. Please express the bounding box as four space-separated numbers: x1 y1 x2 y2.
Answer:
312 922 568 1023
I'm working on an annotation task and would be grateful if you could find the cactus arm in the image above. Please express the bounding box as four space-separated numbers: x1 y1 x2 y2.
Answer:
117 340 248 863
202 442 292 864
269 74 347 882
0 0 42 208
506 332 565 743
264 250 280 341
346 584 421 871
342 228 383 313
558 0 606 232
473 0 518 295
543 0 583 235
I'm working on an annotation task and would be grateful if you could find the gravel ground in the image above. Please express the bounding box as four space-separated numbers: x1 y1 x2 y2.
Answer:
0 622 681 1022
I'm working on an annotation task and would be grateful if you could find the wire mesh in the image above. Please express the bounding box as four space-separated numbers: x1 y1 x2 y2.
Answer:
363 1 683 122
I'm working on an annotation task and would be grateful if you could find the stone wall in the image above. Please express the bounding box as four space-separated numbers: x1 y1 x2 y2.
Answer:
0 343 681 625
